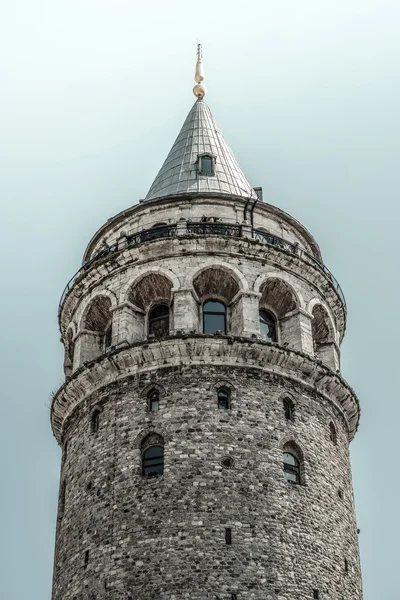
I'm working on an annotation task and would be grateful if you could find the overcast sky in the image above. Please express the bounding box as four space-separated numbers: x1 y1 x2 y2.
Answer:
1 1 399 598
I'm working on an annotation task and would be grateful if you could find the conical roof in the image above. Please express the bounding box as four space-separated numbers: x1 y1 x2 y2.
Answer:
145 99 257 202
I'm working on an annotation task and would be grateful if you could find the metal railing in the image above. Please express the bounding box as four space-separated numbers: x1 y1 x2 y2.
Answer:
59 221 345 312
187 220 241 237
253 229 345 305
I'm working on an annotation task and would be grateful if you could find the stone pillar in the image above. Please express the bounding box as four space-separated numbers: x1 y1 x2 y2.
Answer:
241 221 252 239
230 291 261 337
316 342 340 371
280 308 313 354
176 218 187 236
74 330 102 366
172 288 199 333
112 302 145 346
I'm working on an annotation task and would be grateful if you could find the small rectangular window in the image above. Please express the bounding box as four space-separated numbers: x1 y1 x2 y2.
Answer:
84 550 89 569
225 528 232 545
199 155 214 176
231 595 237 600
313 590 319 599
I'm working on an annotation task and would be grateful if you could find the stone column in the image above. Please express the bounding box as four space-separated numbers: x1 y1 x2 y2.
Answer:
230 291 261 337
73 330 102 366
172 288 199 333
111 302 146 346
316 342 340 371
280 308 314 354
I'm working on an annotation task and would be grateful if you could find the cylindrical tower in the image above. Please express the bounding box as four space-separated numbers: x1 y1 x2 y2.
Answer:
51 51 363 600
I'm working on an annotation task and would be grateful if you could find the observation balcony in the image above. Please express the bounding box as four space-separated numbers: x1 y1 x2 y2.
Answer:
59 219 345 313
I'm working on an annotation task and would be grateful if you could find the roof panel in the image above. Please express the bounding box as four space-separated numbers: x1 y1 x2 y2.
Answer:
145 99 257 201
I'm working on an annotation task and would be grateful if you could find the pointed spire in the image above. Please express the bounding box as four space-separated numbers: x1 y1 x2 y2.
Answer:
144 46 257 202
193 43 207 99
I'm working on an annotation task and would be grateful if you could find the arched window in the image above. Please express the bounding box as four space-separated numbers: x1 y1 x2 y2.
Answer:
148 304 169 340
203 300 226 334
283 398 294 421
148 390 160 412
283 452 300 484
142 446 164 476
91 408 101 434
330 422 337 445
259 309 277 342
217 388 230 410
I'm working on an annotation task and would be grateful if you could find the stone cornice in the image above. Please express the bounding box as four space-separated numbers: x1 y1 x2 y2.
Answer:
83 195 322 263
50 336 360 445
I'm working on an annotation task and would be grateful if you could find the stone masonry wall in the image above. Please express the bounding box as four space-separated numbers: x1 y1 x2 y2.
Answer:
53 365 362 600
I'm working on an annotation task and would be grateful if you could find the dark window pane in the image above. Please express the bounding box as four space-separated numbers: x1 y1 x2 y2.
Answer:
149 304 169 339
143 446 164 476
259 310 277 342
204 301 225 313
200 156 213 176
204 313 225 334
218 390 229 409
283 400 293 421
144 446 163 459
203 301 226 334
283 452 300 483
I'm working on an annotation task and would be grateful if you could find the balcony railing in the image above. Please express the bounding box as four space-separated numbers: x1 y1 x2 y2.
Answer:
59 221 345 311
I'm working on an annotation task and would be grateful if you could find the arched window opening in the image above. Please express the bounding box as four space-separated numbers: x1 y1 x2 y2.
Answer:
142 446 164 477
217 388 230 410
283 452 300 484
148 390 160 412
259 310 277 342
203 300 226 334
104 322 112 349
330 421 337 445
67 329 75 363
283 398 294 421
91 408 101 434
148 304 169 340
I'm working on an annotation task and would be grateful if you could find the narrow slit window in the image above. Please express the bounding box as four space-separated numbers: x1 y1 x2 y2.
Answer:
84 550 89 569
283 399 294 421
91 409 101 434
313 591 319 599
225 527 232 545
148 390 160 412
283 452 300 484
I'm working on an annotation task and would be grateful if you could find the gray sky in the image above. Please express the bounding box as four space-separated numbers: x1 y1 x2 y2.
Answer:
1 1 399 598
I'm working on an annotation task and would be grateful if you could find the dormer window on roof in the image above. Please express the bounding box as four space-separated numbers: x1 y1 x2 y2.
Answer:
197 153 215 177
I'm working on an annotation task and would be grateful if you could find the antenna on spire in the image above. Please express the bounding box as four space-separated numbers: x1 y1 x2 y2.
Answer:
193 43 207 99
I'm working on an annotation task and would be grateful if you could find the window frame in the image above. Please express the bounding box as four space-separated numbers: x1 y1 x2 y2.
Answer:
283 398 294 422
283 451 301 484
217 388 230 410
202 299 227 335
259 308 278 343
197 153 216 176
148 302 170 340
142 445 164 477
148 390 160 413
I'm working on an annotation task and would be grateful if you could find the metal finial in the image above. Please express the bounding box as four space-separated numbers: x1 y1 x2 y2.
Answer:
193 43 207 99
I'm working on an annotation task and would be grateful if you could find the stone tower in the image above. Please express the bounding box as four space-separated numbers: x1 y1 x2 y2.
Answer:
51 48 363 600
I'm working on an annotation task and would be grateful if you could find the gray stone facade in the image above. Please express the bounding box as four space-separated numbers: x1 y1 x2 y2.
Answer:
51 98 363 599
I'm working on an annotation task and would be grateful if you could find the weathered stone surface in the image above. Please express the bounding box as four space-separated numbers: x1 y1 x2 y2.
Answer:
52 194 363 599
